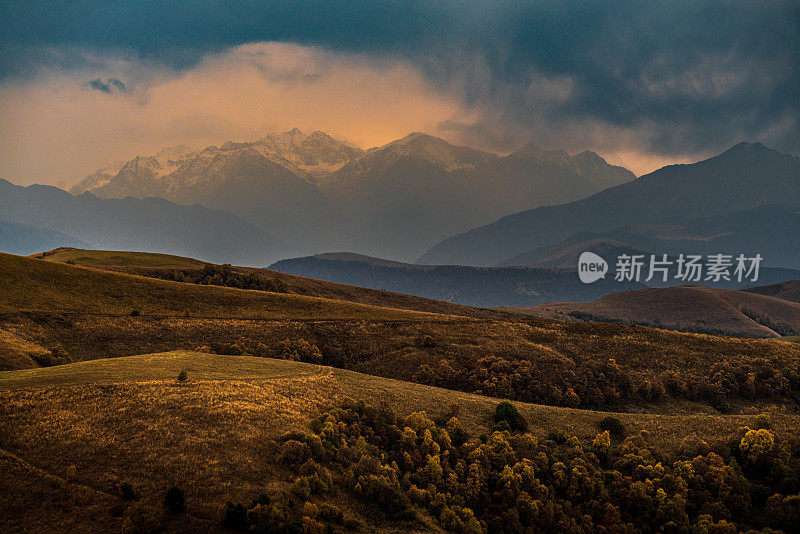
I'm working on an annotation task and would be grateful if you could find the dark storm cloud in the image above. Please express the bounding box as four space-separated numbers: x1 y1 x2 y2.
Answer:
2 0 798 156
88 78 127 93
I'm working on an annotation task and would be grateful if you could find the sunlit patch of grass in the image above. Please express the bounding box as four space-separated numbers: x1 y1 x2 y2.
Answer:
2 353 799 532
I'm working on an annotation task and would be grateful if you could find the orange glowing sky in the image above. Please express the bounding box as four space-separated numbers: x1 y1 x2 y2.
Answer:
0 42 704 187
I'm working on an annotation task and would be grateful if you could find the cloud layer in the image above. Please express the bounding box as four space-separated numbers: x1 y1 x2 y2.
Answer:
0 43 470 185
1 1 798 184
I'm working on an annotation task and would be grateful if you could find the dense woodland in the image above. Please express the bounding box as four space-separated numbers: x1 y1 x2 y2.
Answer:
205 337 800 413
216 399 800 533
130 264 291 293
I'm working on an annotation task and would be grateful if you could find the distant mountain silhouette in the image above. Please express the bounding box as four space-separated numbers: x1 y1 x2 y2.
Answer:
0 179 287 265
72 130 633 260
0 220 89 255
500 238 652 268
272 249 799 307
270 253 646 307
502 205 800 271
420 143 800 266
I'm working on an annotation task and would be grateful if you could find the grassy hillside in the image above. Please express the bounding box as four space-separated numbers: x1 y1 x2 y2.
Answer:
748 279 800 304
2 352 798 532
31 247 207 268
0 252 444 321
33 248 507 319
3 251 800 415
511 284 800 337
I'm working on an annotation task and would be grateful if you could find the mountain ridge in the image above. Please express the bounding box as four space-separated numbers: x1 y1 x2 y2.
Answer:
68 129 635 260
0 178 288 265
419 142 800 266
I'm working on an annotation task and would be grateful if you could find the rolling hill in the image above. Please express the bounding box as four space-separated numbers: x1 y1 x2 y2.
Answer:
1 352 799 532
420 142 800 266
30 248 514 319
270 252 646 307
0 252 442 322
3 247 800 532
271 250 800 306
3 249 799 417
515 284 800 337
747 279 800 304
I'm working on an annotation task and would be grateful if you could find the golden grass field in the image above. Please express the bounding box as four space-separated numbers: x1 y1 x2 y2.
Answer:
31 248 209 269
31 248 507 319
2 351 798 533
1 252 446 321
2 250 800 532
3 251 800 410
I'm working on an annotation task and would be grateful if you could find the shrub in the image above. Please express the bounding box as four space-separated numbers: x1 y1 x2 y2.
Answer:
120 482 137 501
494 401 527 431
292 476 312 499
249 399 800 534
356 474 411 516
493 420 511 432
318 503 343 523
222 502 249 531
342 517 362 530
754 413 772 430
276 339 323 364
546 430 568 444
279 440 310 465
418 335 437 348
598 416 625 438
121 502 162 534
130 309 140 317
34 344 72 367
446 417 469 447
163 486 186 514
739 428 775 464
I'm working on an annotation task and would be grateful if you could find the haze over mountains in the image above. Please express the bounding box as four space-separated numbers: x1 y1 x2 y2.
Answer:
70 129 634 260
420 142 800 267
0 220 90 256
0 179 286 265
3 132 800 308
270 251 800 307
500 205 800 274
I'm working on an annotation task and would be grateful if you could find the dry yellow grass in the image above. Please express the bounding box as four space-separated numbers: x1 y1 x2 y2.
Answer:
33 247 508 319
1 252 451 322
2 352 799 532
31 247 208 269
0 328 49 370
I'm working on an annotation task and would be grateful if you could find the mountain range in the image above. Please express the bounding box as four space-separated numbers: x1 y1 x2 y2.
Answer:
270 251 800 307
0 179 286 265
270 252 647 307
0 220 91 255
420 142 800 267
70 129 634 260
499 205 800 275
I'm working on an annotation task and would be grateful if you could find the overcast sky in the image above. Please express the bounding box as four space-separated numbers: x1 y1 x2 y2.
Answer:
1 1 798 186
